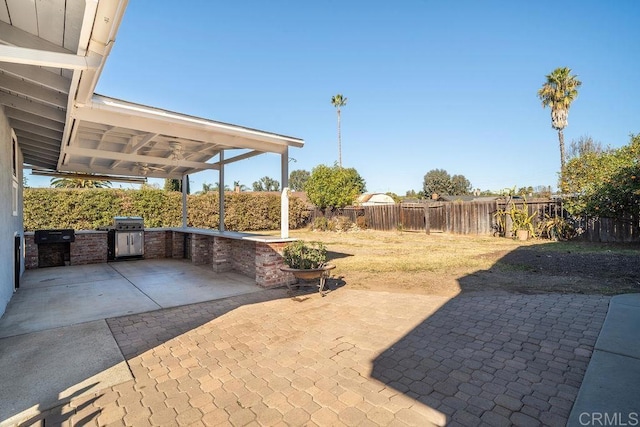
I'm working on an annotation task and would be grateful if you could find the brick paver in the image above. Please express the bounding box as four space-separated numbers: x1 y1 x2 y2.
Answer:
31 288 608 426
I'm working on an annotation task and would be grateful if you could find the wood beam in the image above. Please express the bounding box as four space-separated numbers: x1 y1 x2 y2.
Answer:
109 132 158 169
14 129 61 146
0 44 100 70
216 150 264 166
0 20 73 54
0 62 71 93
63 146 220 170
18 138 61 154
0 91 66 122
0 73 68 108
62 162 185 180
5 108 65 132
10 119 63 140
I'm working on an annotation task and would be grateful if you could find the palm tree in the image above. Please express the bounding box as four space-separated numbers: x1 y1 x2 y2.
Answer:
233 180 248 192
50 177 111 188
331 94 347 167
537 67 582 171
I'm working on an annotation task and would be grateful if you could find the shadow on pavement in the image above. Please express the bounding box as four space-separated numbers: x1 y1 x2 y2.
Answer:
370 245 612 426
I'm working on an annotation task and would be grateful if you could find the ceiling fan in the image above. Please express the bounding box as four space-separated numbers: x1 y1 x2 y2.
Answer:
138 141 184 161
135 163 164 176
168 141 183 160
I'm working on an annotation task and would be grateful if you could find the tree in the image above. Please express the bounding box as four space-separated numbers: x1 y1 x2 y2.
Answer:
252 176 280 192
423 169 452 197
200 183 215 193
423 169 473 197
450 174 472 196
197 182 229 194
567 135 606 160
562 133 640 217
385 192 402 203
50 177 111 188
233 181 248 192
331 94 347 167
164 177 190 194
305 164 366 209
289 169 310 191
538 67 582 171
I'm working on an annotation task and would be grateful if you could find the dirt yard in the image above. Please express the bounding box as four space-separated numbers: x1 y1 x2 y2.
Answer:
282 229 640 297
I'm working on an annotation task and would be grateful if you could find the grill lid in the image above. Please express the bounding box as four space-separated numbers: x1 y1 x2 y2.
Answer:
113 216 144 230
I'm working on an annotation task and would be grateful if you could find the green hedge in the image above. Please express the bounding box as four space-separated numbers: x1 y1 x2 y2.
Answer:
24 188 310 231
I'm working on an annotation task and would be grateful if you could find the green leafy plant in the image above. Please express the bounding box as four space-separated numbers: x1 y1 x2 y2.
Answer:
282 240 327 269
508 201 536 234
494 197 537 239
538 214 576 241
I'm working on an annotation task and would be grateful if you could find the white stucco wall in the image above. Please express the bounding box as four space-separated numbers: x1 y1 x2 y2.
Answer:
0 106 24 317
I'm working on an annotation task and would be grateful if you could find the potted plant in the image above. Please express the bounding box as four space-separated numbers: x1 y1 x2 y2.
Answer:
507 199 537 240
494 197 537 240
280 240 335 294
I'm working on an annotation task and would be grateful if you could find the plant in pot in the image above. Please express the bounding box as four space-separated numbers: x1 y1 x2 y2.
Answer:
507 200 537 240
280 240 335 294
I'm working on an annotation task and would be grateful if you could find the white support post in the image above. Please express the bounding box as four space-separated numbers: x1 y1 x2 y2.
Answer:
219 151 225 232
182 175 188 228
281 148 289 239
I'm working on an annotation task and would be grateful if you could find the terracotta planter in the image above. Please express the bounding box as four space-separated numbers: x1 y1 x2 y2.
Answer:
280 264 336 295
516 229 529 241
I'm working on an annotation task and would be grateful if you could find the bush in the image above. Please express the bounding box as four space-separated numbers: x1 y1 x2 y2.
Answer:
282 240 327 269
310 215 356 232
332 216 353 232
312 217 330 231
305 164 366 209
23 188 311 231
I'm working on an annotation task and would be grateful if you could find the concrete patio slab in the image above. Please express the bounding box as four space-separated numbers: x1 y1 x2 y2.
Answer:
0 277 160 338
594 295 640 359
567 350 640 427
0 259 263 339
108 258 196 277
567 293 640 427
0 320 132 427
128 270 261 309
19 263 121 289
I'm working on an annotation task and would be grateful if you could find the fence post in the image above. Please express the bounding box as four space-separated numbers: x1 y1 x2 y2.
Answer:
424 204 431 235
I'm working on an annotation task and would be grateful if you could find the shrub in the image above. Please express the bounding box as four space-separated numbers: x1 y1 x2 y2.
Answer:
332 216 353 232
24 188 311 231
312 217 330 231
282 240 327 269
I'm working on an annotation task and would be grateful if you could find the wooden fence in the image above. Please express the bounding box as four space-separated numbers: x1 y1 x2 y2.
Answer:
308 199 640 242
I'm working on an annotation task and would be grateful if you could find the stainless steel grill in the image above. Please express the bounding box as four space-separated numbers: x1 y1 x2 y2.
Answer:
113 216 144 258
113 216 144 231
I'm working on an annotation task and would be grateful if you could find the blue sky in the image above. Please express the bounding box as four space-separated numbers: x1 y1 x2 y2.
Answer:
29 1 640 194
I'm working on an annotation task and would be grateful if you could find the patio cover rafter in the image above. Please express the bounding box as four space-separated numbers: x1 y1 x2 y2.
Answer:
64 146 220 171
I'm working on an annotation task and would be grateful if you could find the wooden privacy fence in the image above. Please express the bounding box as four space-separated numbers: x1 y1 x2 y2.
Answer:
307 200 640 242
576 216 640 243
364 200 562 235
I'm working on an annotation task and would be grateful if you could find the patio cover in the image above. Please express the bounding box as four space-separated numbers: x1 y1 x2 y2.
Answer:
0 0 303 237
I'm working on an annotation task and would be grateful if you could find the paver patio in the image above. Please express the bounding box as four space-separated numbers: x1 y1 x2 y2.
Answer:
19 287 608 427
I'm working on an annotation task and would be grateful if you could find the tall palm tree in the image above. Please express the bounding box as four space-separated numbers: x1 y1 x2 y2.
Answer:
331 94 347 167
537 67 582 171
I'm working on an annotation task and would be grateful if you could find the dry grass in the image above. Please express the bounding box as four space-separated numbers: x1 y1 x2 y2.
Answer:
271 229 640 297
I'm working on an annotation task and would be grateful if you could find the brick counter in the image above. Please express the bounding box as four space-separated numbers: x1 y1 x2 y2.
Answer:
24 228 297 289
